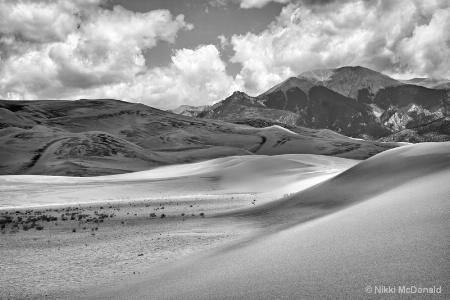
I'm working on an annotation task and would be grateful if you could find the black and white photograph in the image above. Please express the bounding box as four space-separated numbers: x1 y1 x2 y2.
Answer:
0 0 449 299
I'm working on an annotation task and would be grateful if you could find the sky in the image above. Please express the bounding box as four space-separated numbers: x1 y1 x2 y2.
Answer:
0 0 449 109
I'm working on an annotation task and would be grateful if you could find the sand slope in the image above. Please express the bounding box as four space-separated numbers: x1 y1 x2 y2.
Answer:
90 142 450 299
0 154 358 209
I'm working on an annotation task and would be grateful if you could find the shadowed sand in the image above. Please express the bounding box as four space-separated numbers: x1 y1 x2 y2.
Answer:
88 142 450 299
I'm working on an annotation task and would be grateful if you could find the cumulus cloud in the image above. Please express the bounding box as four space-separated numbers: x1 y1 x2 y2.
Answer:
230 0 450 95
218 35 230 49
207 0 290 10
0 0 235 108
0 0 87 44
95 45 235 109
238 0 290 9
0 0 195 104
208 0 228 8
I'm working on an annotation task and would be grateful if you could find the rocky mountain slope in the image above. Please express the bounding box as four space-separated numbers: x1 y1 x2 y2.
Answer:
378 117 450 143
400 77 450 89
297 66 401 98
0 99 399 176
187 66 449 141
167 105 210 117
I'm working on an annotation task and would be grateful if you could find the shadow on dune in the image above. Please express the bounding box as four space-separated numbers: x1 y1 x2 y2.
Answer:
216 142 450 230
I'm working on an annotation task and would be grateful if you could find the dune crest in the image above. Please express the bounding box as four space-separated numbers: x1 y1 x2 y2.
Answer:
0 154 358 209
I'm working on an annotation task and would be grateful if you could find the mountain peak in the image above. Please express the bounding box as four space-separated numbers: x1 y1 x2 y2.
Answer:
296 66 400 98
231 91 250 97
298 68 334 82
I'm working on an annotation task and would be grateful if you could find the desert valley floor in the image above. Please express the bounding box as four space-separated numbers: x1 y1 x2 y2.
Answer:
1 142 449 299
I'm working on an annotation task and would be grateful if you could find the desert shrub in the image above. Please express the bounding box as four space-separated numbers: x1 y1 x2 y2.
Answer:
35 225 44 231
72 228 76 233
149 213 156 218
160 214 166 218
200 213 205 217
0 216 13 225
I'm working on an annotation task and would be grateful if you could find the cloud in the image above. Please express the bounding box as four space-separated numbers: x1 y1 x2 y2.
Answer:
0 0 106 44
85 45 235 109
208 0 228 8
229 0 450 95
238 0 290 9
0 1 233 109
0 0 193 102
218 35 230 49
207 0 290 9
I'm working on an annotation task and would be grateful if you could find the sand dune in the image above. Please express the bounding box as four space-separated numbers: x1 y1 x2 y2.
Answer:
0 154 358 209
89 142 450 299
244 125 396 160
0 99 400 176
219 142 450 224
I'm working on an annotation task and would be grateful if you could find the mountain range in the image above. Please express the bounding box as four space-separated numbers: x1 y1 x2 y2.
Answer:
171 66 450 142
